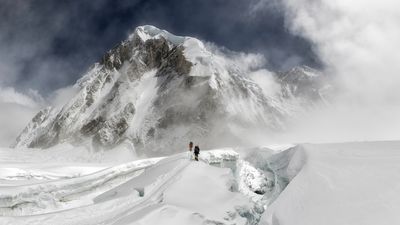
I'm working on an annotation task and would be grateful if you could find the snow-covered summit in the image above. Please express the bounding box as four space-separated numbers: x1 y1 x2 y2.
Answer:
13 25 328 155
131 25 186 45
131 25 219 79
276 65 330 102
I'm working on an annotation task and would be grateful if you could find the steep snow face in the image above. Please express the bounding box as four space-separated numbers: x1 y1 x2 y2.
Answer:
13 25 326 155
261 141 400 225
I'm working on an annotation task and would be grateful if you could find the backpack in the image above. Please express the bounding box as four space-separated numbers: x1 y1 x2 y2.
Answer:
194 146 200 154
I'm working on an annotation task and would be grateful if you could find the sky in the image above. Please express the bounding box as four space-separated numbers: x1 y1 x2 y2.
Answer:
0 0 399 146
0 0 321 146
0 0 320 94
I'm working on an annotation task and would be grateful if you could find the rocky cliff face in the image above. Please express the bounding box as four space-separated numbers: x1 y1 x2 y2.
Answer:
13 25 329 156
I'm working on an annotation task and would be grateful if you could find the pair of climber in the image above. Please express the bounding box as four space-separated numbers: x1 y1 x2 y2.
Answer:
189 141 200 161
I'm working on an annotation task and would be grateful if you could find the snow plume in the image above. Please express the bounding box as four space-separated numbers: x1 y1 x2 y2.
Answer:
0 87 43 108
210 45 281 98
0 85 79 147
229 52 280 96
48 85 79 109
273 0 400 142
249 69 281 98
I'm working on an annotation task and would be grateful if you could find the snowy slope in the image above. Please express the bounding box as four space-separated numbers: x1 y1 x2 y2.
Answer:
2 141 399 224
13 25 327 155
260 141 400 225
0 149 278 225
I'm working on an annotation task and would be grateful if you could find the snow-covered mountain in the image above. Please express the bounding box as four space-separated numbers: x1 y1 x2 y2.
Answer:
13 25 328 155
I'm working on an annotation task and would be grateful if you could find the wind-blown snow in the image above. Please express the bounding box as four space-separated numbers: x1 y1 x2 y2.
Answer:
126 69 158 134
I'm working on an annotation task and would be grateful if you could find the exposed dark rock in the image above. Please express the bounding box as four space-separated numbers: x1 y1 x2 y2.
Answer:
101 41 134 70
91 103 135 147
123 102 135 115
144 37 170 68
146 127 155 139
81 117 105 136
157 46 192 76
125 60 146 81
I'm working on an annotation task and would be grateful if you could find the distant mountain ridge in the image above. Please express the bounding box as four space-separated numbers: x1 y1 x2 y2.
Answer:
13 25 329 155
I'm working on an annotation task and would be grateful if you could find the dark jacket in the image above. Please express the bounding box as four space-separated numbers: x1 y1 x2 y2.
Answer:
194 146 200 155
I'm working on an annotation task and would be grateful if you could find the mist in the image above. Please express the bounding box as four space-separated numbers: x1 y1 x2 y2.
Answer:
266 0 400 143
1 0 399 147
0 87 43 146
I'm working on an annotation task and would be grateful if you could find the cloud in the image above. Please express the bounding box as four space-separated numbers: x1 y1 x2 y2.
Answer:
0 85 80 147
0 87 43 108
0 87 43 147
0 0 320 95
249 69 281 97
0 1 112 93
48 85 79 108
205 44 282 98
221 50 281 97
275 0 400 142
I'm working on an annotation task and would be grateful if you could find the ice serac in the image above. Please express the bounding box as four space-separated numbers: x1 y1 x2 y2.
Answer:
13 25 326 155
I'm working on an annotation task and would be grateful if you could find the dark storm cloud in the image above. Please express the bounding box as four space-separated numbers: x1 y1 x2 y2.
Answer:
0 0 321 94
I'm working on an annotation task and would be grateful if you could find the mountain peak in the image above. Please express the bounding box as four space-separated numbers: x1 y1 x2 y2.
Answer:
13 26 327 155
130 25 186 46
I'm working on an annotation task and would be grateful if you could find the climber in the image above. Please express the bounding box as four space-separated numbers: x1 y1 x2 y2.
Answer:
194 145 200 161
188 141 194 160
189 141 193 152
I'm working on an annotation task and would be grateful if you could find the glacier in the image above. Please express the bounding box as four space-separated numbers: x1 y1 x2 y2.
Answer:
2 141 399 224
0 146 293 224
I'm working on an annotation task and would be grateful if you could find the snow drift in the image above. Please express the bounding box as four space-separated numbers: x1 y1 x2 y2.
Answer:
261 141 400 225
